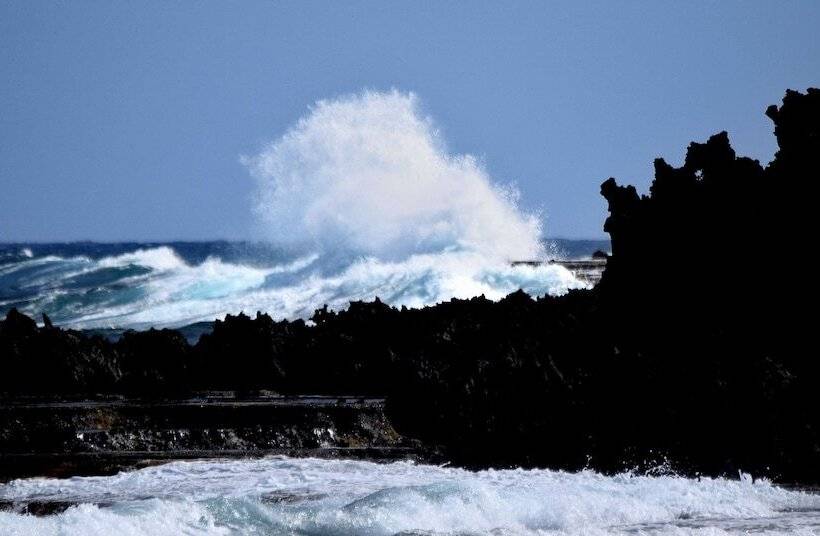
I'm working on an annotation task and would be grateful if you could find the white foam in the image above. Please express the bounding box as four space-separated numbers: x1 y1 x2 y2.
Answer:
96 246 187 272
2 91 592 328
244 90 544 262
1 457 818 535
0 500 230 536
55 248 583 329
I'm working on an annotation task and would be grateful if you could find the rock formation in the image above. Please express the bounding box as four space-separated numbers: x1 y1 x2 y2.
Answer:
1 88 818 483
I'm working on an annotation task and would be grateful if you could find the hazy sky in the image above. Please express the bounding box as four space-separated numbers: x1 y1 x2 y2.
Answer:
2 1 818 241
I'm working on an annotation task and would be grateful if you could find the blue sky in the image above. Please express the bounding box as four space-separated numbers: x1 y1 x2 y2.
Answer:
1 1 818 241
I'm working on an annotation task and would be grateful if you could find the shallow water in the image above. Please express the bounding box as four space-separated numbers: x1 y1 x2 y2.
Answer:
1 457 818 535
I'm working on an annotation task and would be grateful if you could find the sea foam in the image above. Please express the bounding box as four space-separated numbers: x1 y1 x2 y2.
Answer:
244 90 544 262
0 91 584 329
1 457 818 535
0 246 582 329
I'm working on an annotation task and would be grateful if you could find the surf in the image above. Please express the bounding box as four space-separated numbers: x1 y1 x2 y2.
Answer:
1 457 818 535
0 91 593 330
0 244 585 329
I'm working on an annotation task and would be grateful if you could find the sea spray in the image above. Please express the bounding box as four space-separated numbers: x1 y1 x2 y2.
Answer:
0 92 588 329
243 90 544 261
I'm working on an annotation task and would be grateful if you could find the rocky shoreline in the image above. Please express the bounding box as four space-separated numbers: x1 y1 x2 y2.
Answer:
0 394 423 482
1 88 818 484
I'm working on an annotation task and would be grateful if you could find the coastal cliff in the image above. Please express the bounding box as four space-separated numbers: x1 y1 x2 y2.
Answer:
1 88 818 483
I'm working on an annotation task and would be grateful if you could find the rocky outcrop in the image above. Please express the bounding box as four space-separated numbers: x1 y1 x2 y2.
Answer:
1 309 120 394
1 88 818 483
589 87 819 483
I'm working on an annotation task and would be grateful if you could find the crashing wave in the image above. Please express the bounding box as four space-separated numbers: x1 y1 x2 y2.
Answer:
0 246 583 329
1 457 818 535
0 91 589 329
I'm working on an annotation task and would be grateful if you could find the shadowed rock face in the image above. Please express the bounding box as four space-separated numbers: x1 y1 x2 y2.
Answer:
1 89 818 483
590 88 819 483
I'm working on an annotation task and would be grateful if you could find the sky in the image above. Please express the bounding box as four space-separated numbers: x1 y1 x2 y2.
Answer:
1 1 818 242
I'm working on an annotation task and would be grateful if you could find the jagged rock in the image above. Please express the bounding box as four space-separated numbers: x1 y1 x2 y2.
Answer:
1 89 818 483
116 328 191 394
1 308 121 395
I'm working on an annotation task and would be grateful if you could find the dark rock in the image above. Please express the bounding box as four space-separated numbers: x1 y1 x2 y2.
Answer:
0 500 81 516
1 309 121 395
1 88 818 484
261 491 328 504
116 328 191 394
0 396 420 480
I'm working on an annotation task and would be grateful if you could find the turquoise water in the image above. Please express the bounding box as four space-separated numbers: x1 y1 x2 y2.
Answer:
0 240 599 330
1 457 817 535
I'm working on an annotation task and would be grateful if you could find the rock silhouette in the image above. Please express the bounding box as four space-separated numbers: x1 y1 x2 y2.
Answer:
1 88 818 483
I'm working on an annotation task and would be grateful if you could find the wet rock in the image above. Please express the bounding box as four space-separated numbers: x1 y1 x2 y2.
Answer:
261 491 328 504
0 500 83 516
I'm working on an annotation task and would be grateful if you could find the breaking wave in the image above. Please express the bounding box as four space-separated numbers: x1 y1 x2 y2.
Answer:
244 90 544 261
0 244 582 329
0 90 589 329
1 457 818 535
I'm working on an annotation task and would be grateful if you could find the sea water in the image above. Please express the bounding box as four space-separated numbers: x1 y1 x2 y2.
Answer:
2 92 604 331
0 240 597 331
0 457 818 535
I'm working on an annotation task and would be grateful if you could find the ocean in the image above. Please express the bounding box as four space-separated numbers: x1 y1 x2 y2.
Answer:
1 457 818 535
9 239 818 535
0 239 604 331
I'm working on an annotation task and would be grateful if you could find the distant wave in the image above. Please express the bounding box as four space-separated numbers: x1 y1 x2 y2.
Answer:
0 244 583 329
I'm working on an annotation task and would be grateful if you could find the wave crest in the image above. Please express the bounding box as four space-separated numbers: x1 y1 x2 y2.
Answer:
2 457 818 535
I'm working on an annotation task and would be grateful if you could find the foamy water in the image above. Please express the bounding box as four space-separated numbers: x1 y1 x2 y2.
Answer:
0 90 591 329
1 457 818 535
0 245 583 329
244 90 545 261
